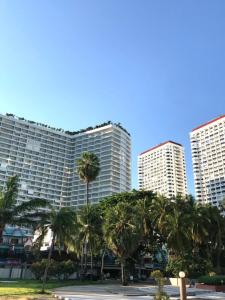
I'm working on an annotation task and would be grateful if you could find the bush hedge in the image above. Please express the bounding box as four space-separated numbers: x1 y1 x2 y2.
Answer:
31 259 77 280
198 275 225 286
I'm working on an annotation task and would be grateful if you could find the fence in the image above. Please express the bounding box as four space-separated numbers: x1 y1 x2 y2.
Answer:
0 266 34 279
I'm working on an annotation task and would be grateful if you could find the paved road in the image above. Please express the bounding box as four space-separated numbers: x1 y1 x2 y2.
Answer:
54 284 225 300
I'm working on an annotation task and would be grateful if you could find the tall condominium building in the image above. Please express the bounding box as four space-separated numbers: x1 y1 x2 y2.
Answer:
190 115 225 205
0 114 131 208
138 141 187 198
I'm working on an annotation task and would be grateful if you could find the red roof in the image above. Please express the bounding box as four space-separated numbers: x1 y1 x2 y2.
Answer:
139 141 182 156
192 115 225 132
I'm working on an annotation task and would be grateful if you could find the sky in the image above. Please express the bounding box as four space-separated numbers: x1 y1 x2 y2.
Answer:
0 0 225 194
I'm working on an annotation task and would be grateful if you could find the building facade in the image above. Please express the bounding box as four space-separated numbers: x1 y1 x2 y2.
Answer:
0 226 33 259
0 114 131 208
190 115 225 205
138 141 187 198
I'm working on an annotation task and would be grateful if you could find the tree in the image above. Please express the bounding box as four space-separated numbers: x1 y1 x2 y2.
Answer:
0 175 50 240
103 202 143 285
151 195 192 257
100 190 157 279
76 152 100 206
38 207 76 293
205 205 225 274
68 204 103 274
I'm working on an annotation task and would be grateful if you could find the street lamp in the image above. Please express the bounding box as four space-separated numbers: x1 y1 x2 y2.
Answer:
179 271 187 300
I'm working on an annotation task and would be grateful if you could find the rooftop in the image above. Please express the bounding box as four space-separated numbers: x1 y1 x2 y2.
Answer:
139 140 182 156
2 113 130 136
192 114 225 132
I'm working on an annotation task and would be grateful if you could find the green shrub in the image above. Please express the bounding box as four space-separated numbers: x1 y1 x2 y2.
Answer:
60 260 77 279
165 258 188 277
31 259 77 280
166 256 213 278
198 275 225 286
151 270 170 300
31 259 54 280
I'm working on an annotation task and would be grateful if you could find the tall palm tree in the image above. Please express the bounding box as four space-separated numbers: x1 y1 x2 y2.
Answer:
68 204 103 274
151 195 191 257
103 202 143 285
76 152 100 206
0 175 50 240
39 207 76 293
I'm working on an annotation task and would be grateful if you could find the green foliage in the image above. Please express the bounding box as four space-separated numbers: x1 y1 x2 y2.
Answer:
76 152 100 184
51 260 77 280
209 271 217 277
31 259 53 280
31 259 77 280
37 207 77 249
76 152 100 206
69 204 103 256
166 258 188 277
103 201 144 285
60 260 77 279
151 270 164 279
37 207 77 292
166 256 213 278
151 270 170 300
154 294 170 300
100 190 155 213
0 176 50 237
103 202 143 260
198 275 225 285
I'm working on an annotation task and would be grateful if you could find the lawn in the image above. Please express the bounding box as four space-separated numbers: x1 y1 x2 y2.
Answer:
0 279 93 296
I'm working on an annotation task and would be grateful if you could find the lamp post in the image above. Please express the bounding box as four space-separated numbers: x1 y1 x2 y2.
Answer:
179 271 187 300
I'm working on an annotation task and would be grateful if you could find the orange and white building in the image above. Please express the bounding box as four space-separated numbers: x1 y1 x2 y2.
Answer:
138 141 187 198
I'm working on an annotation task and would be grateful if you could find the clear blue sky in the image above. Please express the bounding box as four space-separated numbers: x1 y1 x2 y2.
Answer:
0 1 225 194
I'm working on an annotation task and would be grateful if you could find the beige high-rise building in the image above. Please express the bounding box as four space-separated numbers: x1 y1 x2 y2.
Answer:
138 141 187 198
190 115 225 205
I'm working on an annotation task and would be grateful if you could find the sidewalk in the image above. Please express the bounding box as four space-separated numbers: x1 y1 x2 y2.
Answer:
54 283 225 300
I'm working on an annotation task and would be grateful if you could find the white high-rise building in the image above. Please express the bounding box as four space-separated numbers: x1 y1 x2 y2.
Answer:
190 115 225 205
138 141 187 198
0 113 131 208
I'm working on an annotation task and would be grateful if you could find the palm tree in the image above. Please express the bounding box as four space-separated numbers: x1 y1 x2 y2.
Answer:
205 205 225 274
0 175 50 240
68 205 103 274
76 152 100 206
39 207 76 293
103 202 143 285
151 195 192 257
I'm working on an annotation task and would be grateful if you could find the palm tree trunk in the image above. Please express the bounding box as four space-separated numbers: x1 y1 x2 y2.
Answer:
81 243 84 273
90 249 93 281
121 260 127 286
216 226 222 274
84 240 87 271
86 181 89 206
91 250 93 272
101 249 106 281
0 227 3 241
41 232 56 293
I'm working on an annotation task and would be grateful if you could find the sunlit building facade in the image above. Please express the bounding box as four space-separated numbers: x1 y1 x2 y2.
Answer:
0 114 131 208
138 141 187 198
190 115 225 205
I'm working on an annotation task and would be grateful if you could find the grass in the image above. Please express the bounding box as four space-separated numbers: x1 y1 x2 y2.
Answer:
0 279 95 296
